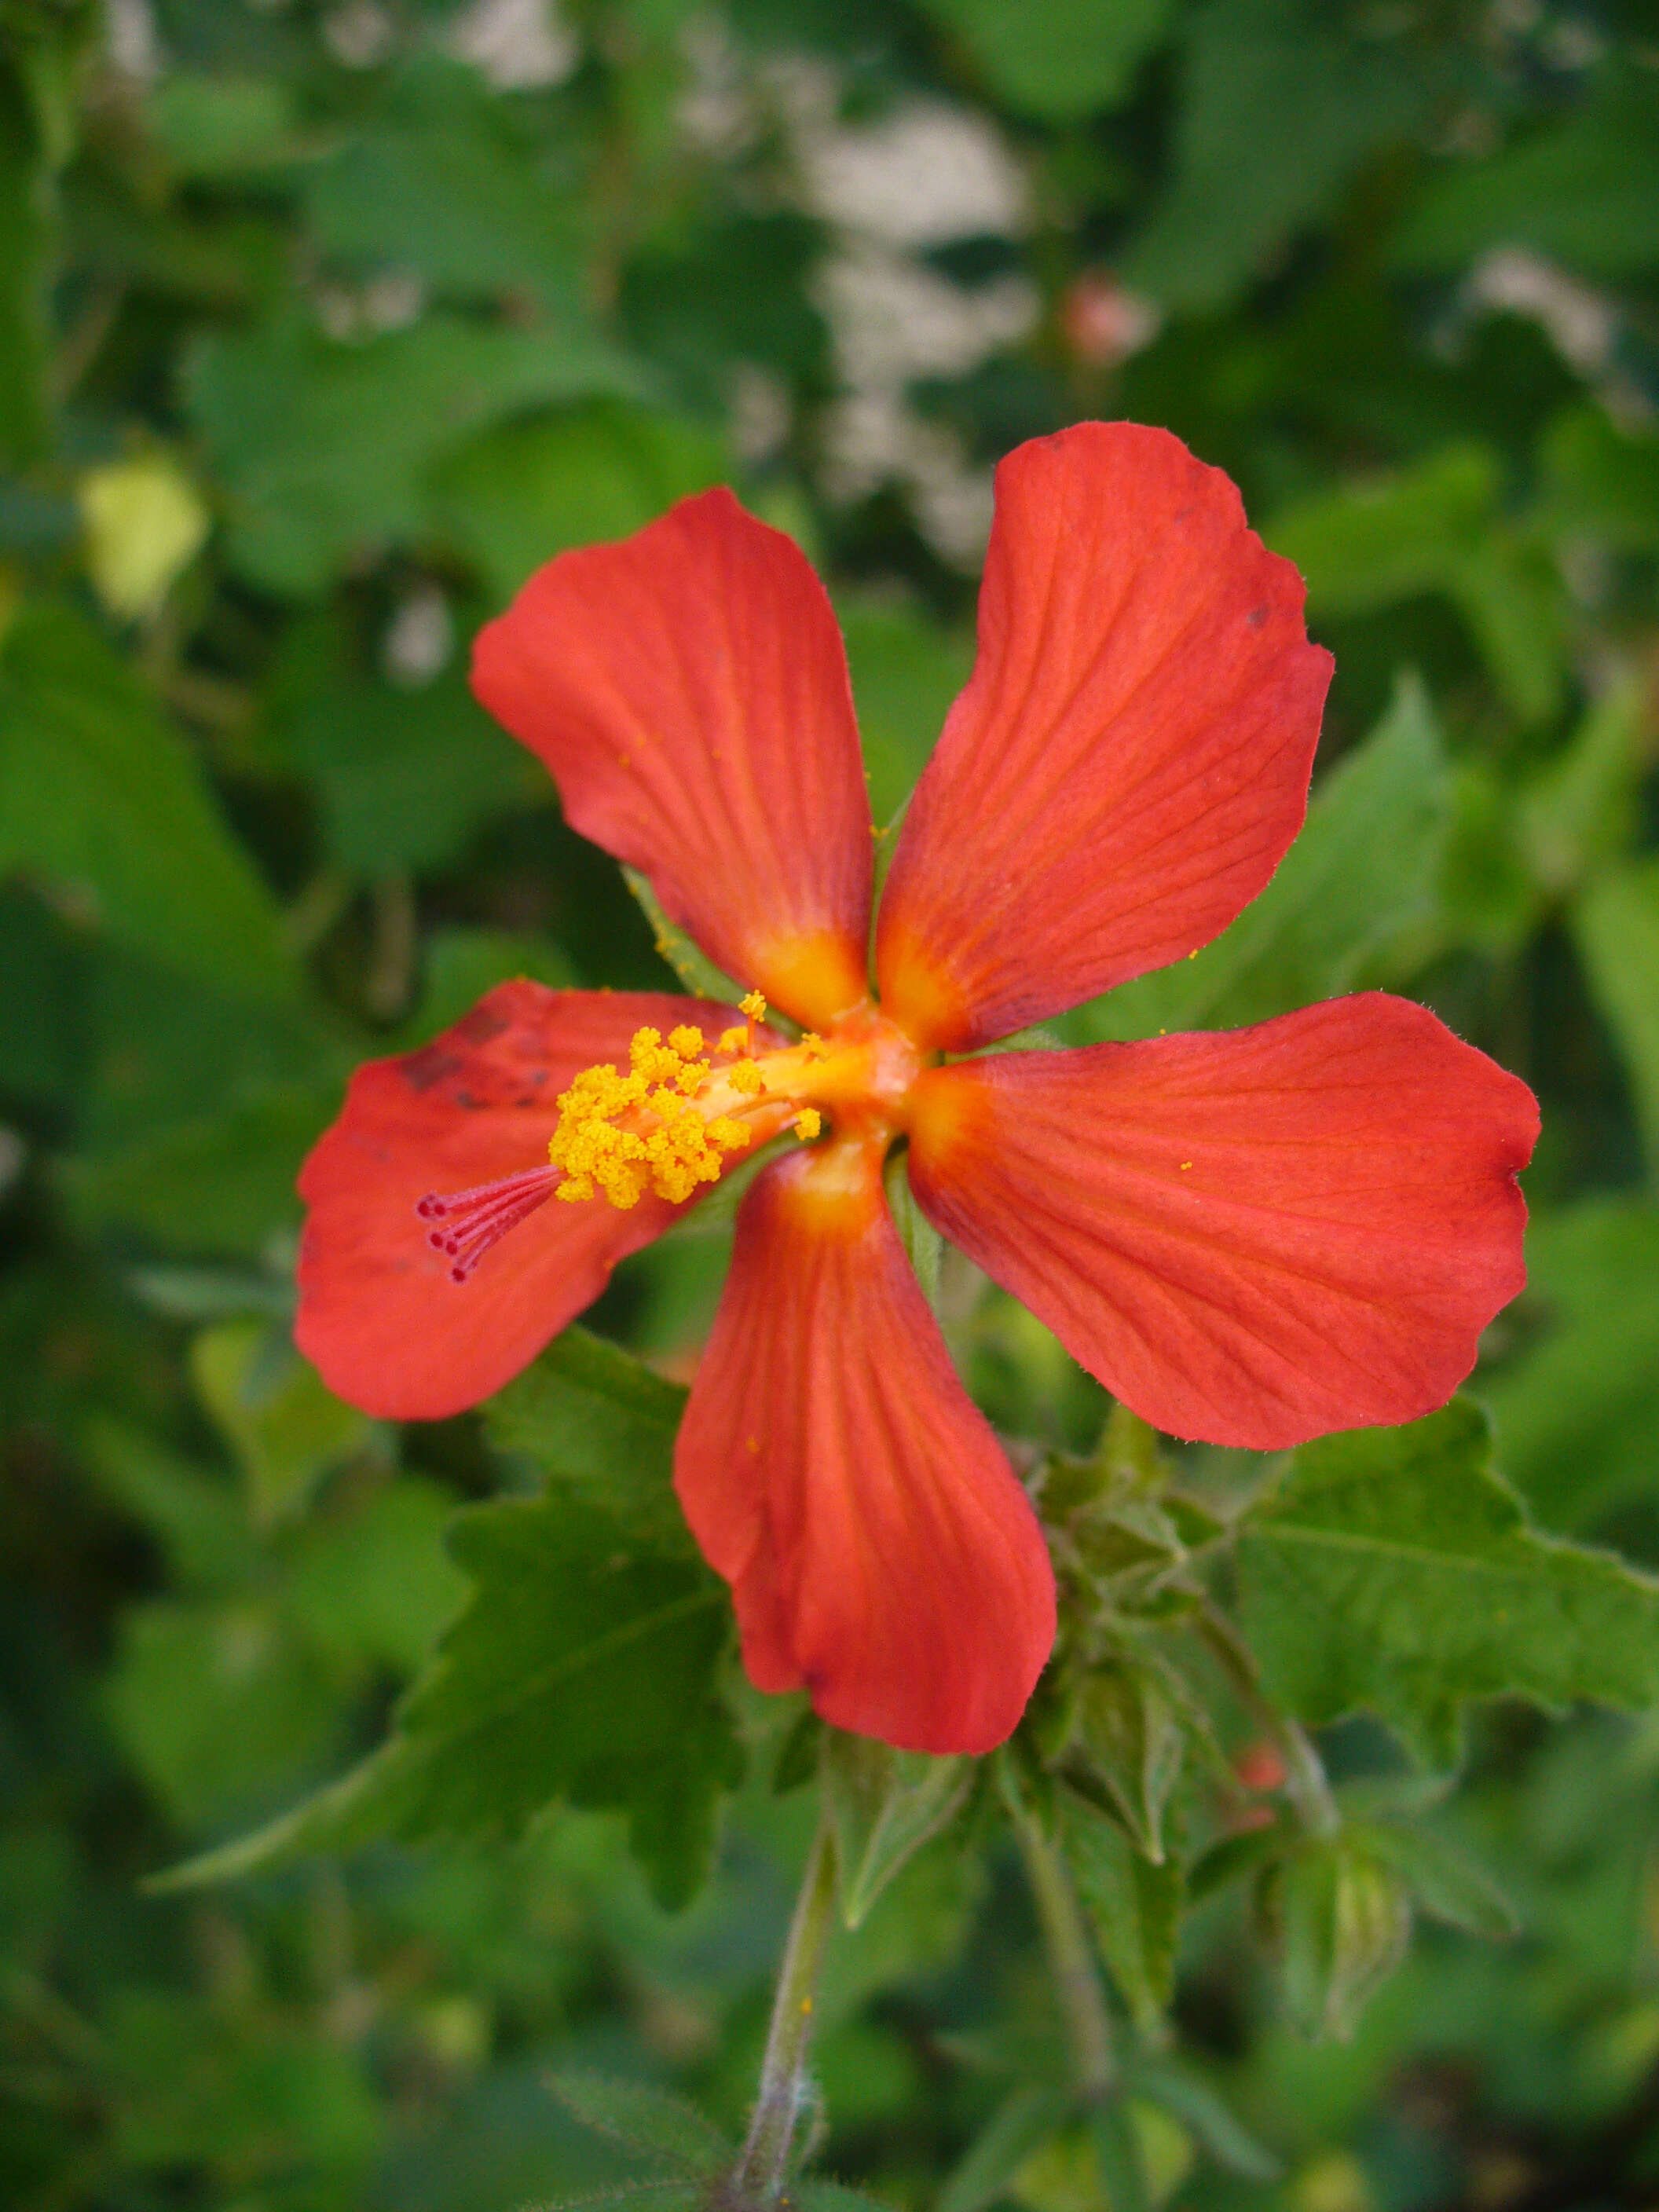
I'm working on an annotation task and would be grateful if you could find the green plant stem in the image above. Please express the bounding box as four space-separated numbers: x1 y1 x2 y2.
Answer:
731 1815 839 2199
1199 1602 1341 1840
1013 1804 1117 2102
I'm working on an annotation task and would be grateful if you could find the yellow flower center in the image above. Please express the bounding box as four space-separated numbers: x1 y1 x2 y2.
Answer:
548 996 925 1210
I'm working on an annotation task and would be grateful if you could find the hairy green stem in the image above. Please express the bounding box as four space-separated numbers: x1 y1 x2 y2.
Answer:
1013 1804 1117 2102
731 1815 839 2199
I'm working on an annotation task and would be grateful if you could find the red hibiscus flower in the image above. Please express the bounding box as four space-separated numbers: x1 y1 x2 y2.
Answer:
295 423 1538 1758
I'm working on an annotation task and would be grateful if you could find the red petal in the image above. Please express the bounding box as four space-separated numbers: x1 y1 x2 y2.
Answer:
295 983 738 1420
674 1141 1055 1753
875 423 1333 1050
906 997 1538 1449
471 490 873 1030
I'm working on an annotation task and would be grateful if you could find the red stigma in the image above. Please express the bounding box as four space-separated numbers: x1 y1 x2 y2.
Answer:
415 1165 561 1282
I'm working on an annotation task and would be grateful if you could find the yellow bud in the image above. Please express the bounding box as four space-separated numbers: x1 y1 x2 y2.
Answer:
78 456 210 621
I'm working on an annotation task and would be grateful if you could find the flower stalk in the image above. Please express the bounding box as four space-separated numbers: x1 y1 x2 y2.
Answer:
1013 1803 1117 2104
728 1815 840 2202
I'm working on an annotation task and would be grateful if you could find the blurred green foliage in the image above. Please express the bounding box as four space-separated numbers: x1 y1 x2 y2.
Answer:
5 0 1659 2206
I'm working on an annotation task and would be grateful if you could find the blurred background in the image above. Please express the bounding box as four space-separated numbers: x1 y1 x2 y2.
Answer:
4 0 1659 2205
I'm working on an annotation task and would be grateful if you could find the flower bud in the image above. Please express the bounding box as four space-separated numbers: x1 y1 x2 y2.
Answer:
1254 1837 1412 2041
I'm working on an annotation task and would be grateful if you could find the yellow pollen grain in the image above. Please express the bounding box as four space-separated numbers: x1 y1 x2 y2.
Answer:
795 1107 822 1141
727 1059 764 1095
1180 1160 1193 1170
718 1024 749 1055
739 989 767 1020
548 1024 753 1210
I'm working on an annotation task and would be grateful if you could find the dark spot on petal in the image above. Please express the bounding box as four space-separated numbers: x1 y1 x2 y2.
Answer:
401 1046 463 1093
401 1007 513 1093
452 1005 513 1047
1246 603 1268 628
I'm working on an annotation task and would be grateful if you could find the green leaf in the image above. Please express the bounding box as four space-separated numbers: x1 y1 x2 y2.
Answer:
822 1732 973 1928
285 1480 470 1676
0 884 84 1108
1122 2060 1280 2182
1448 534 1569 727
485 1327 694 1557
408 925 578 1036
192 1319 375 1530
159 1493 742 1910
1057 1787 1182 2029
1235 1399 1659 1764
1088 2100 1151 2212
1066 673 1446 1043
78 1416 256 1590
148 73 298 178
101 1987 383 2178
1271 449 1570 719
185 311 654 594
1390 71 1659 279
1268 445 1501 614
838 598 972 830
434 400 727 605
919 0 1172 120
66 1086 333 1261
278 661 536 878
1070 1669 1187 1864
1481 1199 1659 1537
1437 761 1541 958
105 1598 343 1830
302 88 581 306
0 58 57 469
797 2186 899 2211
1518 679 1646 898
548 2072 731 2174
1120 0 1430 310
1356 1819 1517 1941
1572 857 1659 1181
0 604 298 1001
1185 1820 1290 1906
1537 405 1659 553
938 2084 1075 2212
80 943 331 1146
